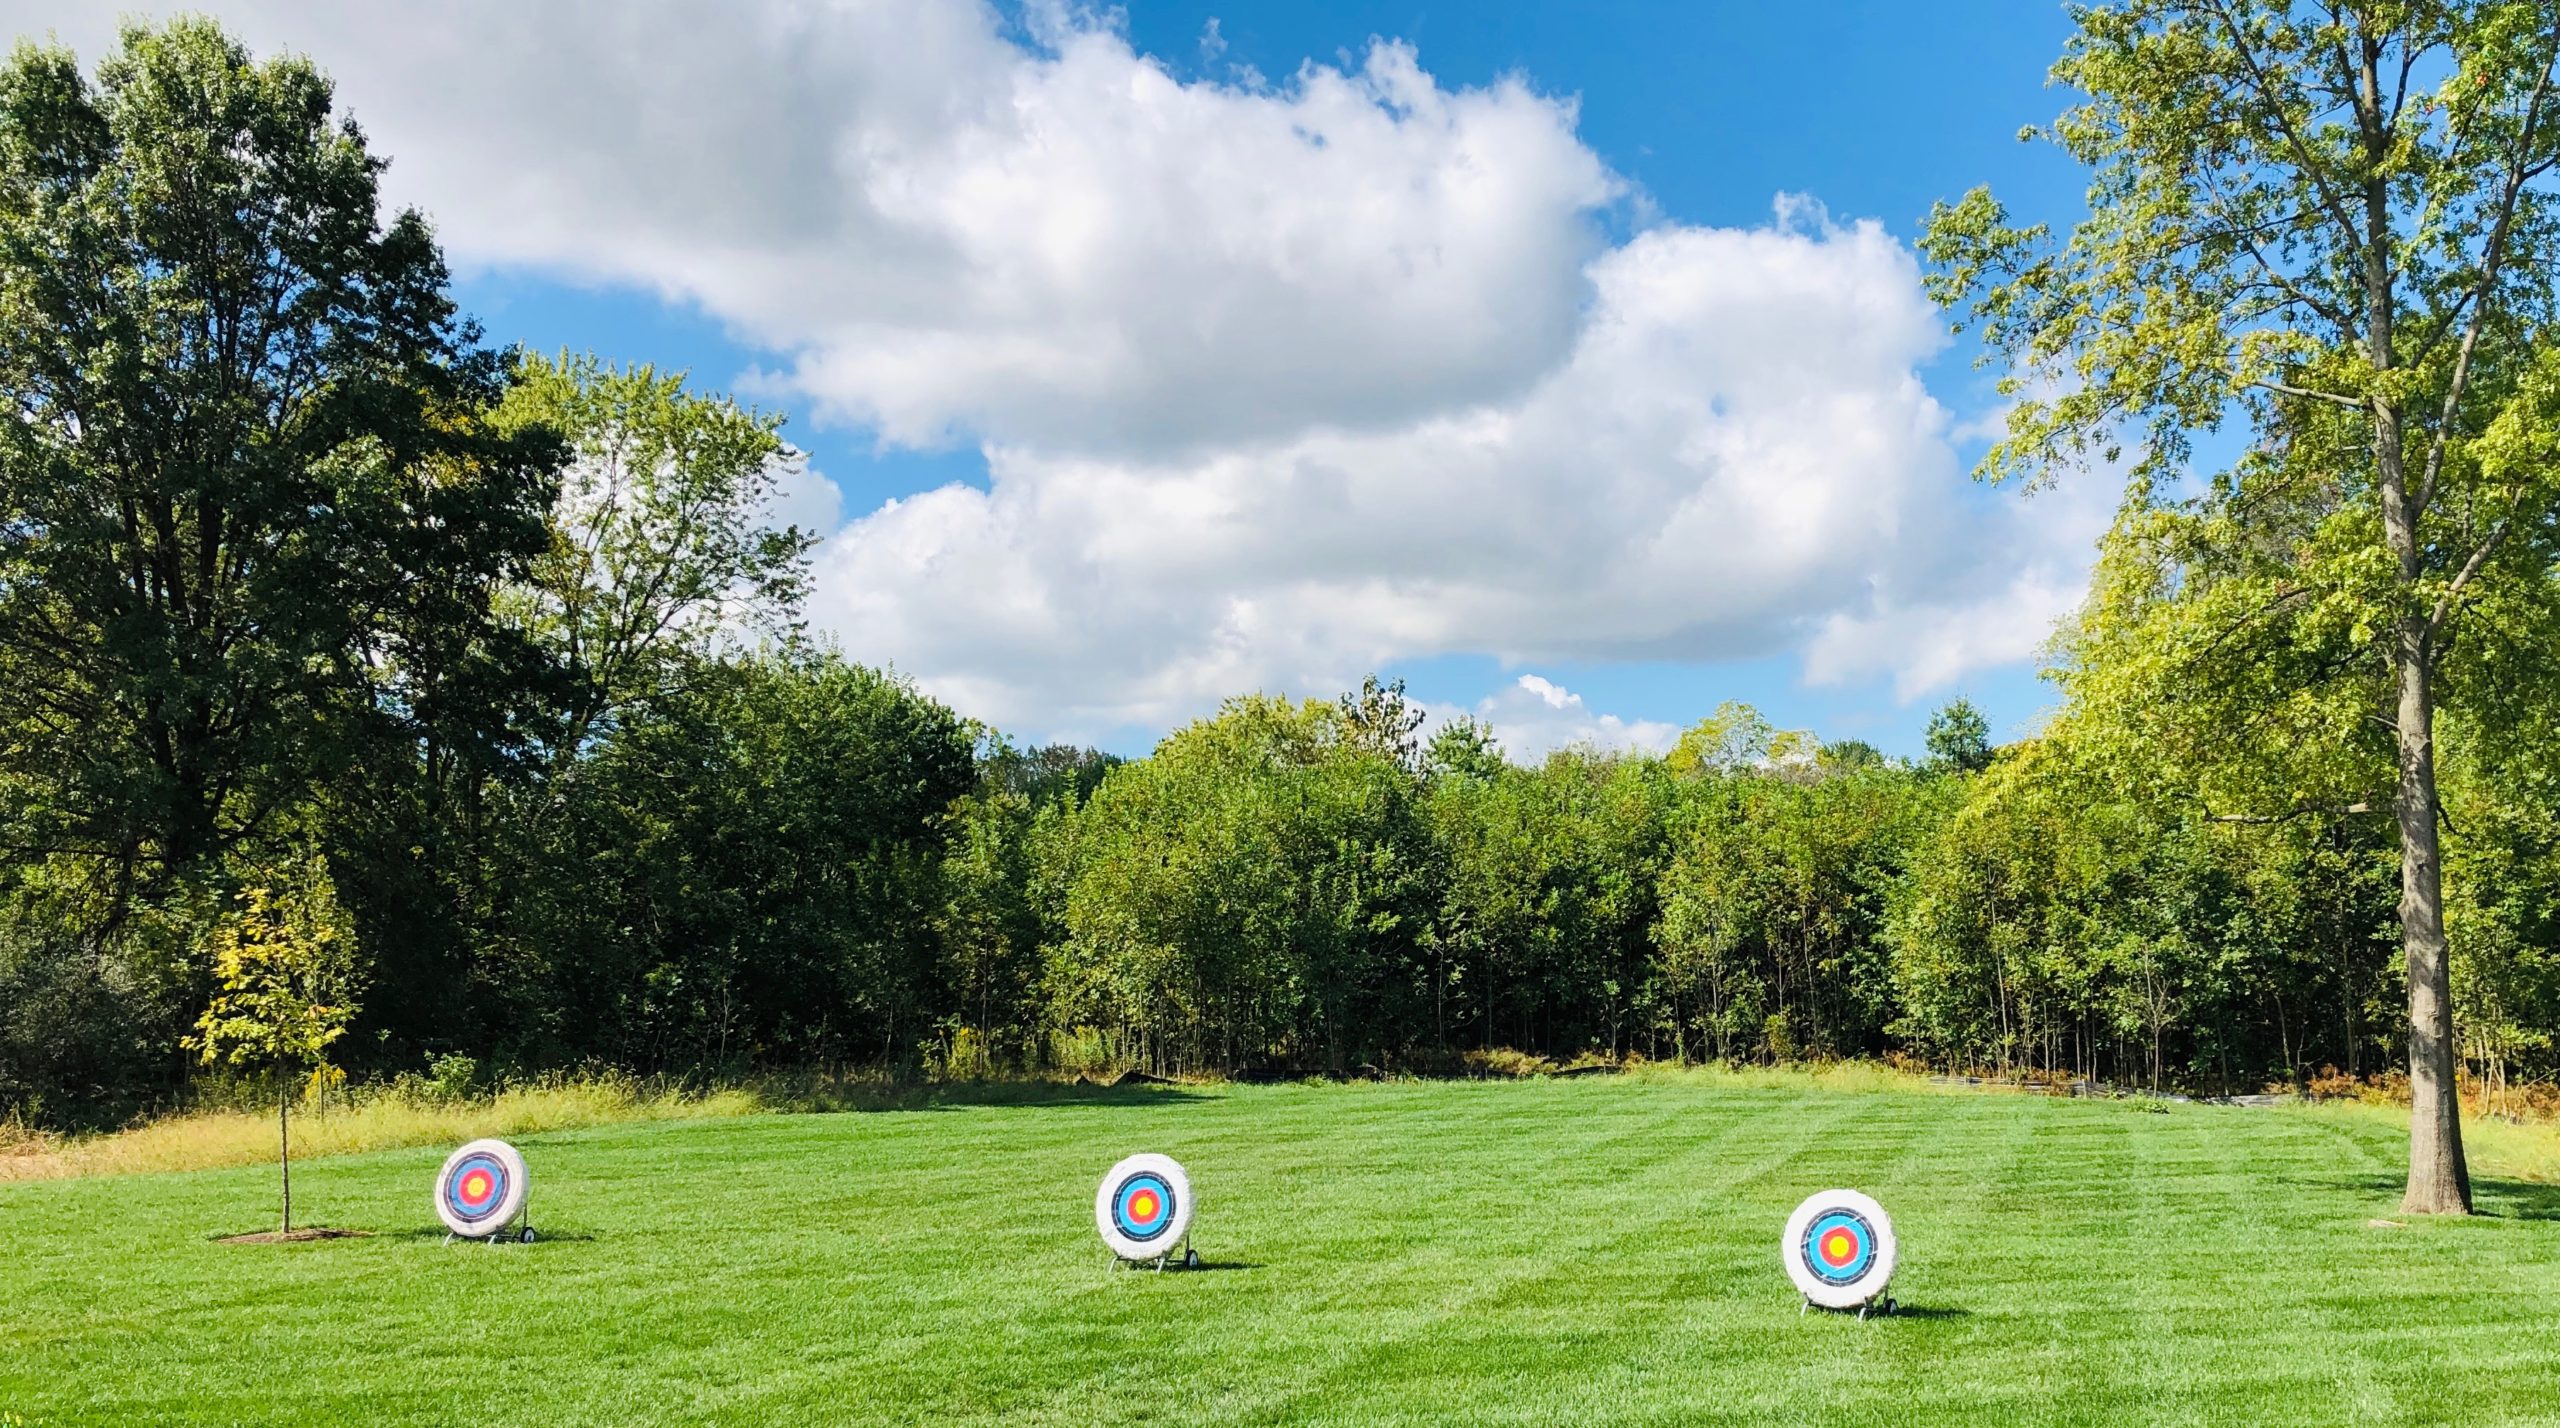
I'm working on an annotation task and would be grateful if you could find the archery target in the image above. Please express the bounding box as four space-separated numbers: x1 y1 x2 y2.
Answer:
435 1138 529 1238
1094 1153 1192 1260
1782 1189 1896 1308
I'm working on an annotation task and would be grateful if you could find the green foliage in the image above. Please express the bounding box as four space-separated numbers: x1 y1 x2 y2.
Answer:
497 351 815 759
1922 698 1993 774
1662 756 1958 1064
183 848 358 1232
1922 0 2560 1211
512 653 976 1074
0 19 559 879
8 14 2560 1159
186 854 359 1086
1045 694 1435 1074
1423 745 1670 1062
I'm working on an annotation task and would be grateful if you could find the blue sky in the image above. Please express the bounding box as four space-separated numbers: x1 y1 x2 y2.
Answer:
20 0 2113 761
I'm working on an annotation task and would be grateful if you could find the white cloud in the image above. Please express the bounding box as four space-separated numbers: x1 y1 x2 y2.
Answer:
763 451 845 545
3 1 2105 740
1456 676 1682 763
808 203 2080 733
17 1 1613 457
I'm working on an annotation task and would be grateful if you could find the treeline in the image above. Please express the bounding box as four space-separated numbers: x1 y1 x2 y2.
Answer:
930 687 2428 1094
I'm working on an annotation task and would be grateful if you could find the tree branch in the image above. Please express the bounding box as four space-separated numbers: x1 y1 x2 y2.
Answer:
2206 801 2376 824
2248 378 2365 409
2428 517 2513 637
2205 0 2368 258
2416 24 2559 518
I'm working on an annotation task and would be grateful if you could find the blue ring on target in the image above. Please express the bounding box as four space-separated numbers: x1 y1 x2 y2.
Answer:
445 1152 510 1224
1110 1172 1177 1242
1801 1209 1876 1285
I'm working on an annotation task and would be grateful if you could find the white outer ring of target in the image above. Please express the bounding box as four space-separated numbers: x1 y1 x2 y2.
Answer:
1782 1188 1897 1308
435 1138 530 1238
1094 1153 1193 1261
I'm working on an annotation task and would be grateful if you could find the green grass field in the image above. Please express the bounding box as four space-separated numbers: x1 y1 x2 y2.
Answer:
5 1076 2557 1427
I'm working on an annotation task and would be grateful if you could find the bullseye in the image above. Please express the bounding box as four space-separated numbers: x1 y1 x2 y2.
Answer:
1801 1209 1875 1284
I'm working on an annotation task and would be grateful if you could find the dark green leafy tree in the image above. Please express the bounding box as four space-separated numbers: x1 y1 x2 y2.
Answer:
0 20 558 884
1337 674 1428 769
1045 695 1434 1075
516 654 973 1071
1923 699 1995 774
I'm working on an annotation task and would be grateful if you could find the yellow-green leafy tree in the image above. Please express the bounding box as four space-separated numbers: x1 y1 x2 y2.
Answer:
187 853 361 1235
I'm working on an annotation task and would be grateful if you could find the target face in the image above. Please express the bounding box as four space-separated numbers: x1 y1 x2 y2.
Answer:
1782 1189 1896 1308
1094 1153 1193 1261
435 1138 529 1238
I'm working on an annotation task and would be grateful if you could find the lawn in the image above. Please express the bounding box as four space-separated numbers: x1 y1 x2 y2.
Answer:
4 1075 2556 1427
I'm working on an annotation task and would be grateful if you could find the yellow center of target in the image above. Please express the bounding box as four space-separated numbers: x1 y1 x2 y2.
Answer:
462 1170 492 1201
1129 1189 1160 1221
1822 1229 1855 1264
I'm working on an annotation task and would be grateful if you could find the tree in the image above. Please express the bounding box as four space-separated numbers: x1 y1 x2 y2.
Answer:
0 20 560 883
515 654 974 1073
1337 674 1428 769
1820 739 1889 776
498 353 816 768
1046 693 1434 1074
1923 699 1994 774
1923 0 2560 1213
1667 702 1777 778
186 852 359 1235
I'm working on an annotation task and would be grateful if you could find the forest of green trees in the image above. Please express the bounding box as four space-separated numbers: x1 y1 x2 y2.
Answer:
5 15 2560 1220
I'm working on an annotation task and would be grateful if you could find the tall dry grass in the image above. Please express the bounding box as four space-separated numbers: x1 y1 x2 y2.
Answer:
0 1078 765 1183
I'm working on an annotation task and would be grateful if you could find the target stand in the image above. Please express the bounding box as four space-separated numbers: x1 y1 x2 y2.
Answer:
436 1138 537 1246
1782 1189 1897 1320
1096 1153 1202 1271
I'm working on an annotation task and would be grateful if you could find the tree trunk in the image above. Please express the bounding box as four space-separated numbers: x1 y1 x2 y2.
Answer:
2392 625 2472 1214
279 1079 293 1235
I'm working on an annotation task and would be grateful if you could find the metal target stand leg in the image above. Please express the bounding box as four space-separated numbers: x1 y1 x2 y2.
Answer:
451 1203 536 1248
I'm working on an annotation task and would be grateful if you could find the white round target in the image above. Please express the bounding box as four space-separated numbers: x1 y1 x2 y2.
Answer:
435 1138 529 1238
1782 1189 1896 1308
1095 1153 1192 1261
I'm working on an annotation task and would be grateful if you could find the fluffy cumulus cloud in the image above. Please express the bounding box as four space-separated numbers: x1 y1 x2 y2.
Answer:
812 202 2095 735
9 0 2107 745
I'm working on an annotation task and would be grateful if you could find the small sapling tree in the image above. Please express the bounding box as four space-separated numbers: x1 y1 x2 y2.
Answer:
187 854 360 1236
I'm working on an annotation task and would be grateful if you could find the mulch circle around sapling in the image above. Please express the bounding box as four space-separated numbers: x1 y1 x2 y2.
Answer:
213 1227 372 1245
